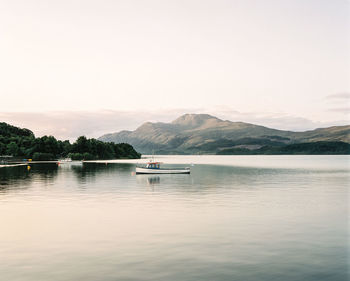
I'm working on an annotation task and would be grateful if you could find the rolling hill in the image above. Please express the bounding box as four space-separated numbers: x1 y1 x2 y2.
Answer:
98 114 350 154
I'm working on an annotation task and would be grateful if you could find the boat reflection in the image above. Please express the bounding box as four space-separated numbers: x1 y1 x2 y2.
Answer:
136 175 161 187
147 176 160 185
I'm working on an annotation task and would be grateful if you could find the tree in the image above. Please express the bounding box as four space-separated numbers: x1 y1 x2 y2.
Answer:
0 122 142 160
6 142 19 156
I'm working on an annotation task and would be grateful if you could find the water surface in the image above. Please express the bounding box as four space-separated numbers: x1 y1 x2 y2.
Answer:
0 156 348 281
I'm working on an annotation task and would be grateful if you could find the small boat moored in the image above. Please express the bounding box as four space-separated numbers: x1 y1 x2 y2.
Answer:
136 162 190 174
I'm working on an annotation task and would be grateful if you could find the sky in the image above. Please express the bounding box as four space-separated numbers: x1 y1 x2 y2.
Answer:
0 0 349 140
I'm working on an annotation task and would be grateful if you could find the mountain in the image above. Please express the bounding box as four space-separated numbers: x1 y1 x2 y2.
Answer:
98 114 350 154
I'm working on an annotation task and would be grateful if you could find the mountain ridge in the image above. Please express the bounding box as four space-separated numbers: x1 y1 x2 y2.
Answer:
98 114 350 154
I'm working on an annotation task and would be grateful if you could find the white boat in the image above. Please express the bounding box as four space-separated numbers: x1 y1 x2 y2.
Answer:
136 161 190 174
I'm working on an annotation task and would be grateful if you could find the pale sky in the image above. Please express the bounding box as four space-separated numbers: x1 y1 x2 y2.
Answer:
0 0 349 139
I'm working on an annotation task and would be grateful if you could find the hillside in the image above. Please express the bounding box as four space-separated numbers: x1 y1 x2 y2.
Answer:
99 114 350 154
0 122 34 138
0 122 141 160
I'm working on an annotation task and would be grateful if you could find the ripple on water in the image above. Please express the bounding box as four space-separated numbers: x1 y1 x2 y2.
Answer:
0 156 348 281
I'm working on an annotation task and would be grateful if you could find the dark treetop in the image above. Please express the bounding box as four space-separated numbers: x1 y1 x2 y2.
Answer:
0 122 141 161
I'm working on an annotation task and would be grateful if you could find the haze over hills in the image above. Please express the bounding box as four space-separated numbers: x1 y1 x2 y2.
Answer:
98 114 350 154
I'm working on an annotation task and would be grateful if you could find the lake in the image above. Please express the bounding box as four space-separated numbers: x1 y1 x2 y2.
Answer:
0 155 348 281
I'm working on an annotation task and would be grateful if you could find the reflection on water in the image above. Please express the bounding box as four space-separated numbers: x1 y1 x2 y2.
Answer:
0 163 58 192
71 162 135 180
136 175 161 188
147 176 160 185
0 156 348 281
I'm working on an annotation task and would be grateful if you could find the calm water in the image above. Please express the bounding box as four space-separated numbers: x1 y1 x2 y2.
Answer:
0 156 348 281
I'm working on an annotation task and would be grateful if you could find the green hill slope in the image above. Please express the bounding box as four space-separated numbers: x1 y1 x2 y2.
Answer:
99 114 350 154
0 123 141 160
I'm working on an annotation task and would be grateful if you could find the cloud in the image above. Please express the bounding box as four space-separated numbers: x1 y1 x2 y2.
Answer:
0 110 188 141
1 108 349 141
324 92 350 115
204 106 348 132
327 107 350 113
326 92 350 100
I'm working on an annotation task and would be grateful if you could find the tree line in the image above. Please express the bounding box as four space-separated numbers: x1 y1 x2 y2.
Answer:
217 141 350 155
0 122 141 161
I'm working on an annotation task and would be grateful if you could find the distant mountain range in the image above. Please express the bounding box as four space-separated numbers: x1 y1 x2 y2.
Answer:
98 114 350 155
